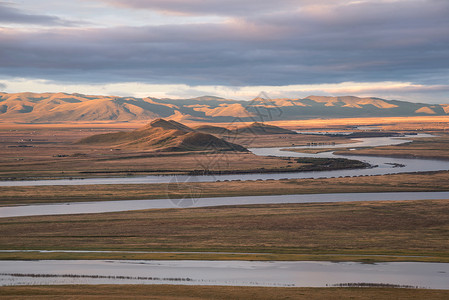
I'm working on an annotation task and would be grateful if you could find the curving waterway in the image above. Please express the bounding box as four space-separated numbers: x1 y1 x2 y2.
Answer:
2 133 449 219
1 134 448 187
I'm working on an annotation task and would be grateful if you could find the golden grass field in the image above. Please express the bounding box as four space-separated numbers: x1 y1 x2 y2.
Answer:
0 124 357 180
266 115 449 130
0 128 300 178
1 199 448 262
1 285 449 300
1 116 449 181
1 115 449 129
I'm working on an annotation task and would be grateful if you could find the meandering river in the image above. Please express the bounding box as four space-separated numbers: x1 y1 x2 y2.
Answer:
2 133 449 289
1 134 448 187
1 133 449 219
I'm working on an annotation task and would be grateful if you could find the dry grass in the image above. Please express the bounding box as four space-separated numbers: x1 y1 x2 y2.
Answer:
2 119 448 180
224 133 352 148
1 200 448 261
0 126 353 179
265 115 449 130
1 115 449 130
1 285 448 300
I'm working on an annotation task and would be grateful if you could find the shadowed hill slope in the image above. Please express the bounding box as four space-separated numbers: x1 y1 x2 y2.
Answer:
194 125 233 135
234 122 297 135
77 119 247 152
195 122 296 136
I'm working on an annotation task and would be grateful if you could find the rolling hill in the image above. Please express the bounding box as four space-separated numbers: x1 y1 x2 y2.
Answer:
1 92 448 123
194 122 296 136
194 125 233 135
234 122 297 135
77 119 247 152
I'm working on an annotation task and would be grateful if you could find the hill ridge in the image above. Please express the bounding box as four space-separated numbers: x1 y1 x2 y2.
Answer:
1 92 448 123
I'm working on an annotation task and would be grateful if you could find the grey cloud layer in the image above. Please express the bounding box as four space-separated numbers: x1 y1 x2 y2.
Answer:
100 0 299 16
0 2 74 26
0 0 448 87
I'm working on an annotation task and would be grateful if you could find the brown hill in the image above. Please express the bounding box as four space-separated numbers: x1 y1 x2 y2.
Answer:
194 125 233 135
304 95 398 108
234 122 297 135
77 119 247 152
145 118 194 132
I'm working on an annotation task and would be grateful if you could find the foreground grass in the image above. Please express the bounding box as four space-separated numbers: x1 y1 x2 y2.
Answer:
1 285 449 300
1 171 449 206
1 200 448 262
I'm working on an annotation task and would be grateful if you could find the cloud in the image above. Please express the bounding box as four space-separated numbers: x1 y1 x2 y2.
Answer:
0 82 6 90
2 78 448 104
99 0 299 16
0 2 78 26
0 0 448 97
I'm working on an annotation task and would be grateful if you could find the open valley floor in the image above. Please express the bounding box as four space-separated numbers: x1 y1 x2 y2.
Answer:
1 116 449 298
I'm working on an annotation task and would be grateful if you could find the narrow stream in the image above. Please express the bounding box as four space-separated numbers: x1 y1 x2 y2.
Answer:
2 191 449 218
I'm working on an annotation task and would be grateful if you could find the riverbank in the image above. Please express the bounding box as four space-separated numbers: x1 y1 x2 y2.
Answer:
0 156 369 182
333 133 449 160
1 284 448 300
1 171 448 206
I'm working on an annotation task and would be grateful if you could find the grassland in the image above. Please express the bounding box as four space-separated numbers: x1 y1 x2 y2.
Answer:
267 115 449 130
0 126 357 180
1 199 448 262
1 119 448 181
1 285 449 300
1 119 449 292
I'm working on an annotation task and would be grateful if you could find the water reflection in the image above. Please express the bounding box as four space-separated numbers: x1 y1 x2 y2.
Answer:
0 260 448 289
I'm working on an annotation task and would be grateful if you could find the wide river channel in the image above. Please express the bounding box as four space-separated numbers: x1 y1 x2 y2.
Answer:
1 260 448 289
1 133 449 289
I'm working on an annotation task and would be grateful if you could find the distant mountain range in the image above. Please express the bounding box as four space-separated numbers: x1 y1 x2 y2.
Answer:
1 92 448 123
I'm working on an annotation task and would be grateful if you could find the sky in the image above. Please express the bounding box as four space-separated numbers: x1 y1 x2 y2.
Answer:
0 0 448 103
